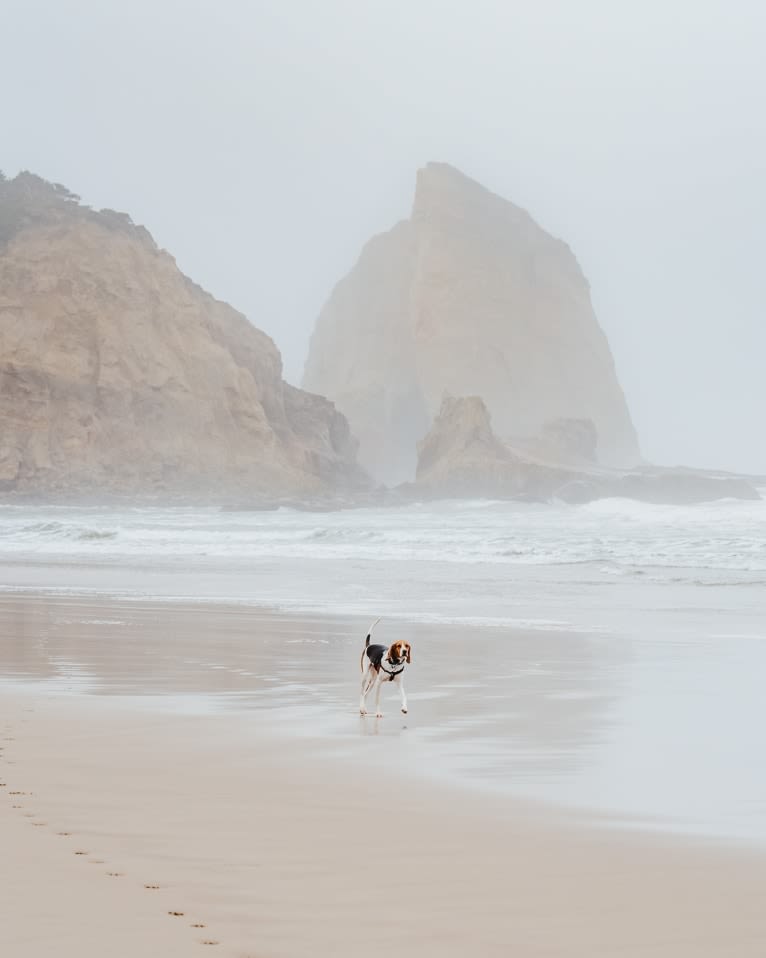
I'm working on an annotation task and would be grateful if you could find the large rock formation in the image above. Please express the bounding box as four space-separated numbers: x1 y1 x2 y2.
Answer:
414 395 527 497
304 162 640 484
0 172 366 500
412 396 759 504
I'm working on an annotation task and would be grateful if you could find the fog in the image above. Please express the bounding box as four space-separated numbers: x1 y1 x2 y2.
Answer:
3 0 764 473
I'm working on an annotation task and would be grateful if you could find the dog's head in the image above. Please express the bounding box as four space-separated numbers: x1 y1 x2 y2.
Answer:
388 640 411 665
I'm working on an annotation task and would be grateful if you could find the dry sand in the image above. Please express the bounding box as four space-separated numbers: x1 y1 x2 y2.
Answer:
2 596 766 957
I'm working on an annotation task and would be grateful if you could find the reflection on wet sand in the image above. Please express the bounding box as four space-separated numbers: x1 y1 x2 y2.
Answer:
5 592 766 844
0 593 621 790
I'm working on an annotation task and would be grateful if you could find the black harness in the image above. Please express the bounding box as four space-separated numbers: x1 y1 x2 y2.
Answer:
379 662 405 681
366 642 405 681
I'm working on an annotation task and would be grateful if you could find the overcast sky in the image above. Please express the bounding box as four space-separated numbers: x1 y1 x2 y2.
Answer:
3 0 764 472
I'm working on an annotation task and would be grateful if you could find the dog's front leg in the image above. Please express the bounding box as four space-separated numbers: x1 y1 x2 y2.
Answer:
398 678 408 715
374 676 384 718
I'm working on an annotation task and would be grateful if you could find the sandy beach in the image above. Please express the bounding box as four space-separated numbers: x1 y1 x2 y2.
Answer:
2 592 766 957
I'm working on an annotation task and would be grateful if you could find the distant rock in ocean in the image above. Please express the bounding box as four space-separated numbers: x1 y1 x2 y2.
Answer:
303 162 640 484
410 395 759 504
414 395 526 497
0 172 367 500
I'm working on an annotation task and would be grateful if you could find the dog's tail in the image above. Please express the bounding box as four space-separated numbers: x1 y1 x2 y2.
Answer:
360 617 381 671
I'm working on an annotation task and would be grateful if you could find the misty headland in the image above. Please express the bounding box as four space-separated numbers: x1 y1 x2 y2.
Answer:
0 166 760 508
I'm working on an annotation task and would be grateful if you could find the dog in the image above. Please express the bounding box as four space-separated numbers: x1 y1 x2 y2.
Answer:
359 618 411 718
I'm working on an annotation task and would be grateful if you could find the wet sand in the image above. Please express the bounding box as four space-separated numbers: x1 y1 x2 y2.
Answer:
2 594 766 957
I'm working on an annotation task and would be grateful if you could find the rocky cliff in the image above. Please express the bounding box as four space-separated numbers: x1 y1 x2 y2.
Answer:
304 162 640 484
414 395 527 497
0 172 366 500
413 396 759 504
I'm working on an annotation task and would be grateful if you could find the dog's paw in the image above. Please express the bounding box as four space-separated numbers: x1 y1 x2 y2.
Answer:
401 708 408 714
375 711 384 718
359 708 367 716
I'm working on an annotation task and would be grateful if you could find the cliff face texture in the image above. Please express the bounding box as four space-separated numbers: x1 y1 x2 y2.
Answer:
413 395 758 505
414 395 581 500
415 395 525 497
304 163 640 484
0 173 365 499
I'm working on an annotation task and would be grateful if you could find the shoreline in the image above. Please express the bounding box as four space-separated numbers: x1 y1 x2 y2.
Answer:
2 550 765 642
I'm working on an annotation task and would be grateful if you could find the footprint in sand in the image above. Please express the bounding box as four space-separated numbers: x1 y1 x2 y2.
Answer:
200 940 220 946
57 832 71 837
191 923 206 928
88 859 105 864
144 884 160 890
32 822 47 827
12 805 22 809
168 911 185 917
74 850 89 856
106 872 124 878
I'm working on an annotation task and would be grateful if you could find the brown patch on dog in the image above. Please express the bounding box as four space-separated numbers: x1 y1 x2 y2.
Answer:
388 640 411 664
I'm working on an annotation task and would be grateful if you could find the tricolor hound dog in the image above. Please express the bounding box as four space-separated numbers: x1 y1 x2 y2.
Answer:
359 619 411 718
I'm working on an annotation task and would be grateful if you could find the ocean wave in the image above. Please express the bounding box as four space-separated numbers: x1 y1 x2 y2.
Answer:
0 500 764 574
4 520 118 542
306 527 380 542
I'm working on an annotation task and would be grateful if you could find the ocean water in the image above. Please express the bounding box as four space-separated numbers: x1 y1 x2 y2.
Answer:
1 496 766 568
0 496 764 638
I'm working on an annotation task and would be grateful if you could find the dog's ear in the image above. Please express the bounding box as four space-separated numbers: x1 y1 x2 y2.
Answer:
405 642 411 664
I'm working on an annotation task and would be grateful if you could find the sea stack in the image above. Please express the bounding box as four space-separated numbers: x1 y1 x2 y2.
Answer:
303 162 640 484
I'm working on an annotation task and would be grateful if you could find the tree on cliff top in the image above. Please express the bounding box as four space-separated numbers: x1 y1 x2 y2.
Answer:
0 171 153 250
0 171 80 247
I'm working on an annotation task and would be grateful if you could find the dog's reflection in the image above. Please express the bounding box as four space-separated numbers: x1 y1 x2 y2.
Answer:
358 714 408 736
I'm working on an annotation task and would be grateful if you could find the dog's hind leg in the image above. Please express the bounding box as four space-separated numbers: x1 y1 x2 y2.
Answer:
359 666 375 715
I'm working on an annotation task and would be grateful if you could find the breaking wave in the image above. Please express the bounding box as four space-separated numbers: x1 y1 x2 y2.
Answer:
9 520 119 542
0 494 764 574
